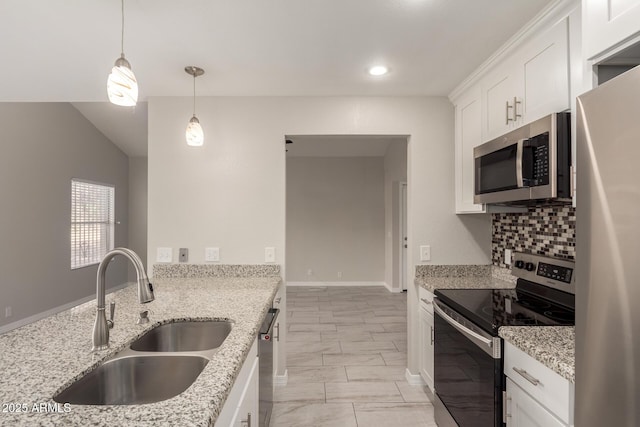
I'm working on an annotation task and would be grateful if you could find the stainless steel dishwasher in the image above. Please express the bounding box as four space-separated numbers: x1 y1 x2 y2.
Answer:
258 307 279 427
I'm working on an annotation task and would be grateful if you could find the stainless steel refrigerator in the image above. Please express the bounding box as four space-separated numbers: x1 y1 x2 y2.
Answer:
576 64 640 426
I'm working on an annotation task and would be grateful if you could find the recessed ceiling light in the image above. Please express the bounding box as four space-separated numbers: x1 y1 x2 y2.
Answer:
368 65 389 76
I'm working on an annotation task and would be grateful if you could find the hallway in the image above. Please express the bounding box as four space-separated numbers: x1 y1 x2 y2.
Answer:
271 286 437 426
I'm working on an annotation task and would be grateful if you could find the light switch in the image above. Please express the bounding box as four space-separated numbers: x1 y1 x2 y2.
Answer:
265 247 276 263
420 245 431 262
205 247 220 262
157 247 172 263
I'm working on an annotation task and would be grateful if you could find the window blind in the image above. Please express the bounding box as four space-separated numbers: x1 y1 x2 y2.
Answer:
71 179 115 269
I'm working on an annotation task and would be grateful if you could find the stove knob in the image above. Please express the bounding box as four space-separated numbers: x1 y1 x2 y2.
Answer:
525 262 535 271
514 260 525 269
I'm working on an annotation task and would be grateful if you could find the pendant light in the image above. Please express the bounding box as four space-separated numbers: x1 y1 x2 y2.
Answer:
107 0 138 106
185 66 205 147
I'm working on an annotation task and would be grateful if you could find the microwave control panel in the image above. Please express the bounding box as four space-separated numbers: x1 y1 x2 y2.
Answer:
529 132 550 186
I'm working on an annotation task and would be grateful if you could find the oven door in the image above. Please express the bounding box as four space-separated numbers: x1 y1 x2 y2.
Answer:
433 299 503 427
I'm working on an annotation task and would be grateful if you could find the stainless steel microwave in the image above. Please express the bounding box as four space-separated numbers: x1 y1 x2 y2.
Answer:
473 112 572 205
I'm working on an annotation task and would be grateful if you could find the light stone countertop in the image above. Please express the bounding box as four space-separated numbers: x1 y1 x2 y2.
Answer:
415 273 516 293
499 326 575 383
0 276 281 426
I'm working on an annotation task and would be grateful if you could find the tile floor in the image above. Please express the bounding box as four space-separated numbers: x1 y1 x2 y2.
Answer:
271 285 437 427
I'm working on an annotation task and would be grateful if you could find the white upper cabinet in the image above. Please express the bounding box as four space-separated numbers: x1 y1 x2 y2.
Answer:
584 0 640 60
482 16 571 141
455 87 486 214
520 18 571 123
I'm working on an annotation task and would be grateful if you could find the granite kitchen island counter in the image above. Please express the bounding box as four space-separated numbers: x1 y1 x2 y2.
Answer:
0 274 281 426
499 326 575 382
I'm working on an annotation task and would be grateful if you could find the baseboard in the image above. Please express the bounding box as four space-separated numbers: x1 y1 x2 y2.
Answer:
274 370 288 386
405 368 426 386
382 282 403 293
286 281 387 287
0 282 132 335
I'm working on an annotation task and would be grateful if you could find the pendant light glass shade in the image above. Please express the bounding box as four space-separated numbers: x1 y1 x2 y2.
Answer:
108 0 137 107
186 116 204 146
185 66 205 146
107 56 138 106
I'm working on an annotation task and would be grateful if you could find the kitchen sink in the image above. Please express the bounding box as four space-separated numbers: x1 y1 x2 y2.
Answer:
129 320 233 352
53 355 209 405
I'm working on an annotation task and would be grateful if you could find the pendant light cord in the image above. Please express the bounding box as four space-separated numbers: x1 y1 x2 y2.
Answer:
193 74 196 117
121 0 125 56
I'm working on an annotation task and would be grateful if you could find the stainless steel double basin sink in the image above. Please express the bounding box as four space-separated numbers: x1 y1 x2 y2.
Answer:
54 320 233 405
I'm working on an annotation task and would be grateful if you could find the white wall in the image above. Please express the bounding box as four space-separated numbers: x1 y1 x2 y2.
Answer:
286 157 385 282
383 141 408 291
128 157 148 280
147 96 492 372
0 103 129 329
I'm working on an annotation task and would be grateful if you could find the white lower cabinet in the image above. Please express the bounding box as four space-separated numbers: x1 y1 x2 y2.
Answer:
230 357 259 427
418 288 434 392
215 338 259 427
506 378 566 427
504 341 574 427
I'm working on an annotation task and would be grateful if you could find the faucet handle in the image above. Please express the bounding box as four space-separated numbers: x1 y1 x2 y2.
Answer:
108 301 116 329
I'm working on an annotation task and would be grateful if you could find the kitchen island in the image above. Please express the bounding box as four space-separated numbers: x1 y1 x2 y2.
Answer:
0 269 281 426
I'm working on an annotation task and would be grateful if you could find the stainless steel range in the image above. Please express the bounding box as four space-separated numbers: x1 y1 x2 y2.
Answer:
432 252 575 427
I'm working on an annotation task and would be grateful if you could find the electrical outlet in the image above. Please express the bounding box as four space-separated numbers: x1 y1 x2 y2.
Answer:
420 245 431 262
265 247 276 263
307 269 313 276
504 249 512 265
156 247 172 263
205 247 220 262
337 271 343 279
5 306 12 318
179 248 189 263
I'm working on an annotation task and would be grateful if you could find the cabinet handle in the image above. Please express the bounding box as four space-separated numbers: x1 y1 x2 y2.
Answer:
420 298 432 305
503 391 512 422
513 96 522 120
241 412 251 427
274 322 280 342
513 367 541 386
506 100 514 124
430 325 434 346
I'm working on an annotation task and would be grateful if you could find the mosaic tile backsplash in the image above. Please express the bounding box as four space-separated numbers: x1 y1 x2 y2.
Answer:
492 206 575 267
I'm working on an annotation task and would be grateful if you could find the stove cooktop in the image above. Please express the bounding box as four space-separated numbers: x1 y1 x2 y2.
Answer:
434 281 575 336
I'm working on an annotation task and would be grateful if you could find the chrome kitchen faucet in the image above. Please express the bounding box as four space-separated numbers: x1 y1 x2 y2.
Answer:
92 248 154 351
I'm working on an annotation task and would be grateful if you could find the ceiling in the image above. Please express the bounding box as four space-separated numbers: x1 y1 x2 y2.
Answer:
285 135 407 157
0 0 553 156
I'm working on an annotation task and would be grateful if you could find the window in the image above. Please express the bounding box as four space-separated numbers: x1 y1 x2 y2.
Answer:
71 179 115 269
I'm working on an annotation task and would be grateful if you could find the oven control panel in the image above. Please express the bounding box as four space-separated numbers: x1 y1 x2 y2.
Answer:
511 252 575 294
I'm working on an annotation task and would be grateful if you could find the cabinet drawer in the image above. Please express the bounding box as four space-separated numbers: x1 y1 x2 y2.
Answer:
504 341 573 424
418 287 434 314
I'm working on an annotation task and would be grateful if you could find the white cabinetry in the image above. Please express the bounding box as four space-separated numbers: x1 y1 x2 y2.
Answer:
230 357 259 427
482 16 571 141
584 0 640 60
452 5 575 213
454 87 486 213
215 339 259 427
503 341 574 427
418 287 434 392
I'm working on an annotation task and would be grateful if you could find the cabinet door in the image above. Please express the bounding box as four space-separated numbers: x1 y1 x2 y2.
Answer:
231 357 259 427
482 62 521 140
584 0 640 59
521 17 570 124
506 378 567 427
455 87 486 214
419 306 434 392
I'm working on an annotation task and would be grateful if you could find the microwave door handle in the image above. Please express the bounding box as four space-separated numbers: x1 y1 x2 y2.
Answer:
516 139 524 188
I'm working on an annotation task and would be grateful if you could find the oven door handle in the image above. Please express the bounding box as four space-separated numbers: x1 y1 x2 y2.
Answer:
433 299 494 349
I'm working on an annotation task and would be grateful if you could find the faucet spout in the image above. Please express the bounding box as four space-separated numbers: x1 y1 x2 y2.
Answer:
92 248 154 351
